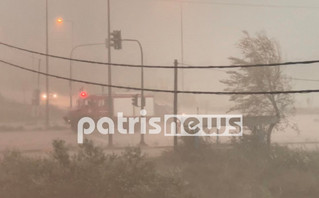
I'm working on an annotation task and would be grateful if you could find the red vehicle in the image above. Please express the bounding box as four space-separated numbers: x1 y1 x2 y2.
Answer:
64 92 155 131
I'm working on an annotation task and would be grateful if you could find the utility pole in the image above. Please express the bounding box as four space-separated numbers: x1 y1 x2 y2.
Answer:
174 59 178 149
69 59 73 109
45 0 50 129
216 129 219 144
107 0 113 147
68 21 74 110
37 59 41 90
180 2 184 91
36 59 41 118
139 41 145 146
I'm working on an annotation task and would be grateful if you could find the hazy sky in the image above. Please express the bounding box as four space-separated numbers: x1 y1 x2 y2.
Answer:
1 0 319 110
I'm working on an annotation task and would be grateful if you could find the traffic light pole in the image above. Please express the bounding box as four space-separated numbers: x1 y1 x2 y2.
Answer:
108 25 145 146
107 0 114 147
122 39 145 146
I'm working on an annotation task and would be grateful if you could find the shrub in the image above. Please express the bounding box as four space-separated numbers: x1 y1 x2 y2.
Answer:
0 140 189 198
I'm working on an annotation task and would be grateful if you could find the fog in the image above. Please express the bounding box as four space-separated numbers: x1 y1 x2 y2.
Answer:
1 0 319 108
1 0 319 197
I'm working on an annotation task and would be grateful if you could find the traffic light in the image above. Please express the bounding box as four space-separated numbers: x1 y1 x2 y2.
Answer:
110 30 122 50
132 94 138 107
80 91 88 99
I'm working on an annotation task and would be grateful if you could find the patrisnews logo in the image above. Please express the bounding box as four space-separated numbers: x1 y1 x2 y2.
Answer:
164 114 243 137
77 111 243 144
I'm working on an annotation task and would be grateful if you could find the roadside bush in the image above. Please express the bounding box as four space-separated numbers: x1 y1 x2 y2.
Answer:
0 139 189 198
2 138 319 198
160 139 319 198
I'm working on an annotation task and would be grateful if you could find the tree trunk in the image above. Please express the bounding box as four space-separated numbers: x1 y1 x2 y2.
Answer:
266 123 276 148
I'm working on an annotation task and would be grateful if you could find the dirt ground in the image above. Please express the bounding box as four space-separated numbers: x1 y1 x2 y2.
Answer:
0 127 174 157
0 114 319 156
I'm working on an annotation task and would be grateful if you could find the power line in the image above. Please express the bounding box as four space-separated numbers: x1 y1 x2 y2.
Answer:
2 42 319 69
290 77 319 82
154 0 319 9
2 59 319 95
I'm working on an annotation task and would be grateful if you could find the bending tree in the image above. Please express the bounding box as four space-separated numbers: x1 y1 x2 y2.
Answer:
221 31 296 146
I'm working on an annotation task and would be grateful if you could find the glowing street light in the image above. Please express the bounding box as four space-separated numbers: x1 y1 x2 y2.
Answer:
41 93 58 100
42 94 47 100
56 17 63 24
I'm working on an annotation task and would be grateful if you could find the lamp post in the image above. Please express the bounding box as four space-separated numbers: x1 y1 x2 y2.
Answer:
45 3 74 129
56 17 74 46
56 17 74 39
69 43 105 109
55 17 76 109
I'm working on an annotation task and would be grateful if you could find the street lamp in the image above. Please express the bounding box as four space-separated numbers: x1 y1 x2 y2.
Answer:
54 16 75 109
69 43 105 109
55 16 74 49
55 17 73 33
44 3 68 129
56 17 63 24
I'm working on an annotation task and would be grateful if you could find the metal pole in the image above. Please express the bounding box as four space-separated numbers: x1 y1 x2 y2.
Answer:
36 59 41 118
138 41 145 146
140 45 145 146
45 0 50 129
122 39 145 145
69 43 105 109
180 2 184 91
107 0 113 147
37 59 41 90
69 22 74 109
216 129 219 144
174 59 178 149
69 58 73 109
